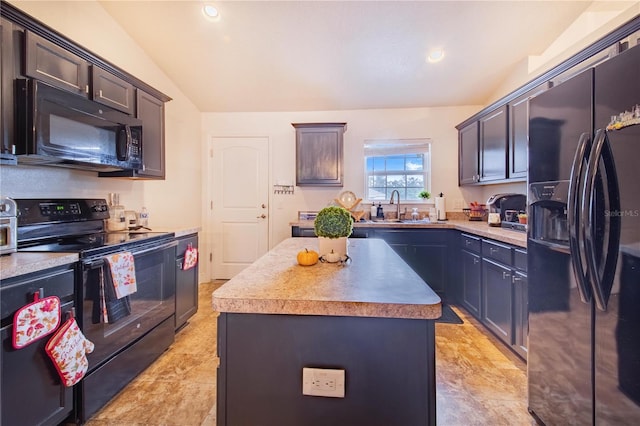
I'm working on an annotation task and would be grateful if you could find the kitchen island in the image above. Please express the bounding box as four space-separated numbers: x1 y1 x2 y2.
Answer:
213 238 441 426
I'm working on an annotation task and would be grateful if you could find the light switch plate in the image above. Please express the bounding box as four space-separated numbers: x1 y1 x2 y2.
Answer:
302 367 345 398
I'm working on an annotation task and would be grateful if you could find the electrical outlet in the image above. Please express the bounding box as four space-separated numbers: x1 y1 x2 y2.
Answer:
453 199 464 210
302 367 345 398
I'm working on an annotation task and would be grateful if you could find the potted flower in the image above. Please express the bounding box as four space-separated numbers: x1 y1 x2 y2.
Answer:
418 190 431 200
518 213 528 224
314 206 354 257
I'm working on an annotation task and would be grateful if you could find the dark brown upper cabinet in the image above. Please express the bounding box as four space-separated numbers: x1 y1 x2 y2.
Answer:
458 121 479 185
24 30 89 96
508 95 529 180
135 89 165 178
91 65 134 115
293 122 346 187
1 17 15 162
479 105 508 183
99 89 165 179
508 84 549 181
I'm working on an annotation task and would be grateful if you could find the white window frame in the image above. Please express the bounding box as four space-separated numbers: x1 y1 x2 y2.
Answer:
364 138 432 202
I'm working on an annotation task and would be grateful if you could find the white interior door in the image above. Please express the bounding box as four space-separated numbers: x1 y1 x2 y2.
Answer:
210 137 269 279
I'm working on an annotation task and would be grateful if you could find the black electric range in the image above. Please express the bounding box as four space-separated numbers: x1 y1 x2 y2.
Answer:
15 198 178 423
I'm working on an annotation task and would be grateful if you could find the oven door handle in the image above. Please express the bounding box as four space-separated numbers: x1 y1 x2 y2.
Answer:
82 239 178 269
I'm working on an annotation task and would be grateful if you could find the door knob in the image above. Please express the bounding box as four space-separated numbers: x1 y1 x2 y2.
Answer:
257 214 266 219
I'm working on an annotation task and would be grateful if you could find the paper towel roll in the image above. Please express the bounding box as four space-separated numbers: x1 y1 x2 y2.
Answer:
435 197 446 220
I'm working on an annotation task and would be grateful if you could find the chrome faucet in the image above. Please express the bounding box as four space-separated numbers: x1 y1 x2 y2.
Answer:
389 190 401 220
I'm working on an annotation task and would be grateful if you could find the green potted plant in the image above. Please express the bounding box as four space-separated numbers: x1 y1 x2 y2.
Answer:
314 206 354 257
418 190 431 200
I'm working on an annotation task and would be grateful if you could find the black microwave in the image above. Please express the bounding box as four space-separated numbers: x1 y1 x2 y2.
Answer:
14 79 143 172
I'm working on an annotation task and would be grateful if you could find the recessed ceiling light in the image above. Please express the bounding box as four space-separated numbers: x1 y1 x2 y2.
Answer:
203 4 219 19
427 49 445 63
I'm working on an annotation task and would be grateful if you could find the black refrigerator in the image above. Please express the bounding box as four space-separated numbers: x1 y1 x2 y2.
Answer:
528 44 640 425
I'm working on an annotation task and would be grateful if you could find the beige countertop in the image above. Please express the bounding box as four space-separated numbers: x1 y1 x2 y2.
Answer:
0 252 79 280
212 238 442 320
291 219 527 248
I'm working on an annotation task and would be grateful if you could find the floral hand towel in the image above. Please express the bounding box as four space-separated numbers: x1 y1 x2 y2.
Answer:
104 251 137 299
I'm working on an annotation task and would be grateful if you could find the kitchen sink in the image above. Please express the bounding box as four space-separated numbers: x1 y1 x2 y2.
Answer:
363 219 439 224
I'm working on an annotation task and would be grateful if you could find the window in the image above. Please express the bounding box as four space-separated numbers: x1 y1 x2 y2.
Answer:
364 139 431 201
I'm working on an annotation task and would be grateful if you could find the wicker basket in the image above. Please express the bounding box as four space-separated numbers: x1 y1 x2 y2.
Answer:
463 205 487 221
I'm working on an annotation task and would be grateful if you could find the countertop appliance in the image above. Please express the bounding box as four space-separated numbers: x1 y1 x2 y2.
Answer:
0 196 17 255
15 198 177 423
15 79 143 172
527 44 640 424
486 193 526 231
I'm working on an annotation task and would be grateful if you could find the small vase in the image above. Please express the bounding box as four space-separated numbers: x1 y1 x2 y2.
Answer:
318 236 348 258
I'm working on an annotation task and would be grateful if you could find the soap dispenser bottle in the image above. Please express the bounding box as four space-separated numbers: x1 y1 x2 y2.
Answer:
376 202 384 219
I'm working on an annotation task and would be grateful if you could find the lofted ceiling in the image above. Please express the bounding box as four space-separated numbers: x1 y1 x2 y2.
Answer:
97 1 621 112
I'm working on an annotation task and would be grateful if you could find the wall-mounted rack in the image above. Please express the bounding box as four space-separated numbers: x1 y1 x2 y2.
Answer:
274 184 294 195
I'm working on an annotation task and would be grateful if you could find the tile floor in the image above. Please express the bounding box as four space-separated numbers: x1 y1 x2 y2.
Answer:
86 281 535 426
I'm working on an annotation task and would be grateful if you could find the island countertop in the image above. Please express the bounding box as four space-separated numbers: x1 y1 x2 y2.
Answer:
212 237 442 320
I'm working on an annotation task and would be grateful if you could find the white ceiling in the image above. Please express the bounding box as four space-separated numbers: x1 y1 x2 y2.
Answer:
97 1 614 112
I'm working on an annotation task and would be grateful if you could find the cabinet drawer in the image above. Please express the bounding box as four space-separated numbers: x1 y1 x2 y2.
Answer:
460 233 481 253
514 248 527 272
482 239 513 265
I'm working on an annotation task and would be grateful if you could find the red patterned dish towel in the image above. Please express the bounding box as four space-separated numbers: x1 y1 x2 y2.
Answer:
104 251 138 298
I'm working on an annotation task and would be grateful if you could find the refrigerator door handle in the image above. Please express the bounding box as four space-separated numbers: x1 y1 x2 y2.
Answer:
583 129 621 311
568 132 592 303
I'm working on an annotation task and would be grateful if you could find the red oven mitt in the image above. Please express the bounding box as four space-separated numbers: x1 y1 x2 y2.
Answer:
183 244 198 271
45 312 95 387
12 291 61 349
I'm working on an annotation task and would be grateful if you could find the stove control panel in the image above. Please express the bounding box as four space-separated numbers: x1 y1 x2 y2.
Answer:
16 198 110 225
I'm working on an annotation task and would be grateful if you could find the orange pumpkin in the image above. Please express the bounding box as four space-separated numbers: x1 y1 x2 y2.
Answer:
297 248 319 266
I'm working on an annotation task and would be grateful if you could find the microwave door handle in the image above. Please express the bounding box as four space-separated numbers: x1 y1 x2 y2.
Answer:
116 125 131 161
568 132 592 303
584 129 621 311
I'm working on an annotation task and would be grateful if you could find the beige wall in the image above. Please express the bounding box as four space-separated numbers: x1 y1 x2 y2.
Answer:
487 2 640 105
0 1 204 280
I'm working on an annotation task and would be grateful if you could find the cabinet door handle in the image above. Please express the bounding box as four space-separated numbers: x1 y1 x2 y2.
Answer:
512 276 523 283
490 247 499 254
465 240 472 246
256 214 266 219
502 271 511 280
473 257 479 264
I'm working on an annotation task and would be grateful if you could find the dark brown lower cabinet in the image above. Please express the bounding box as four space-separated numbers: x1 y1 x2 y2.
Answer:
175 234 199 330
461 249 482 318
1 265 76 426
482 257 513 343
